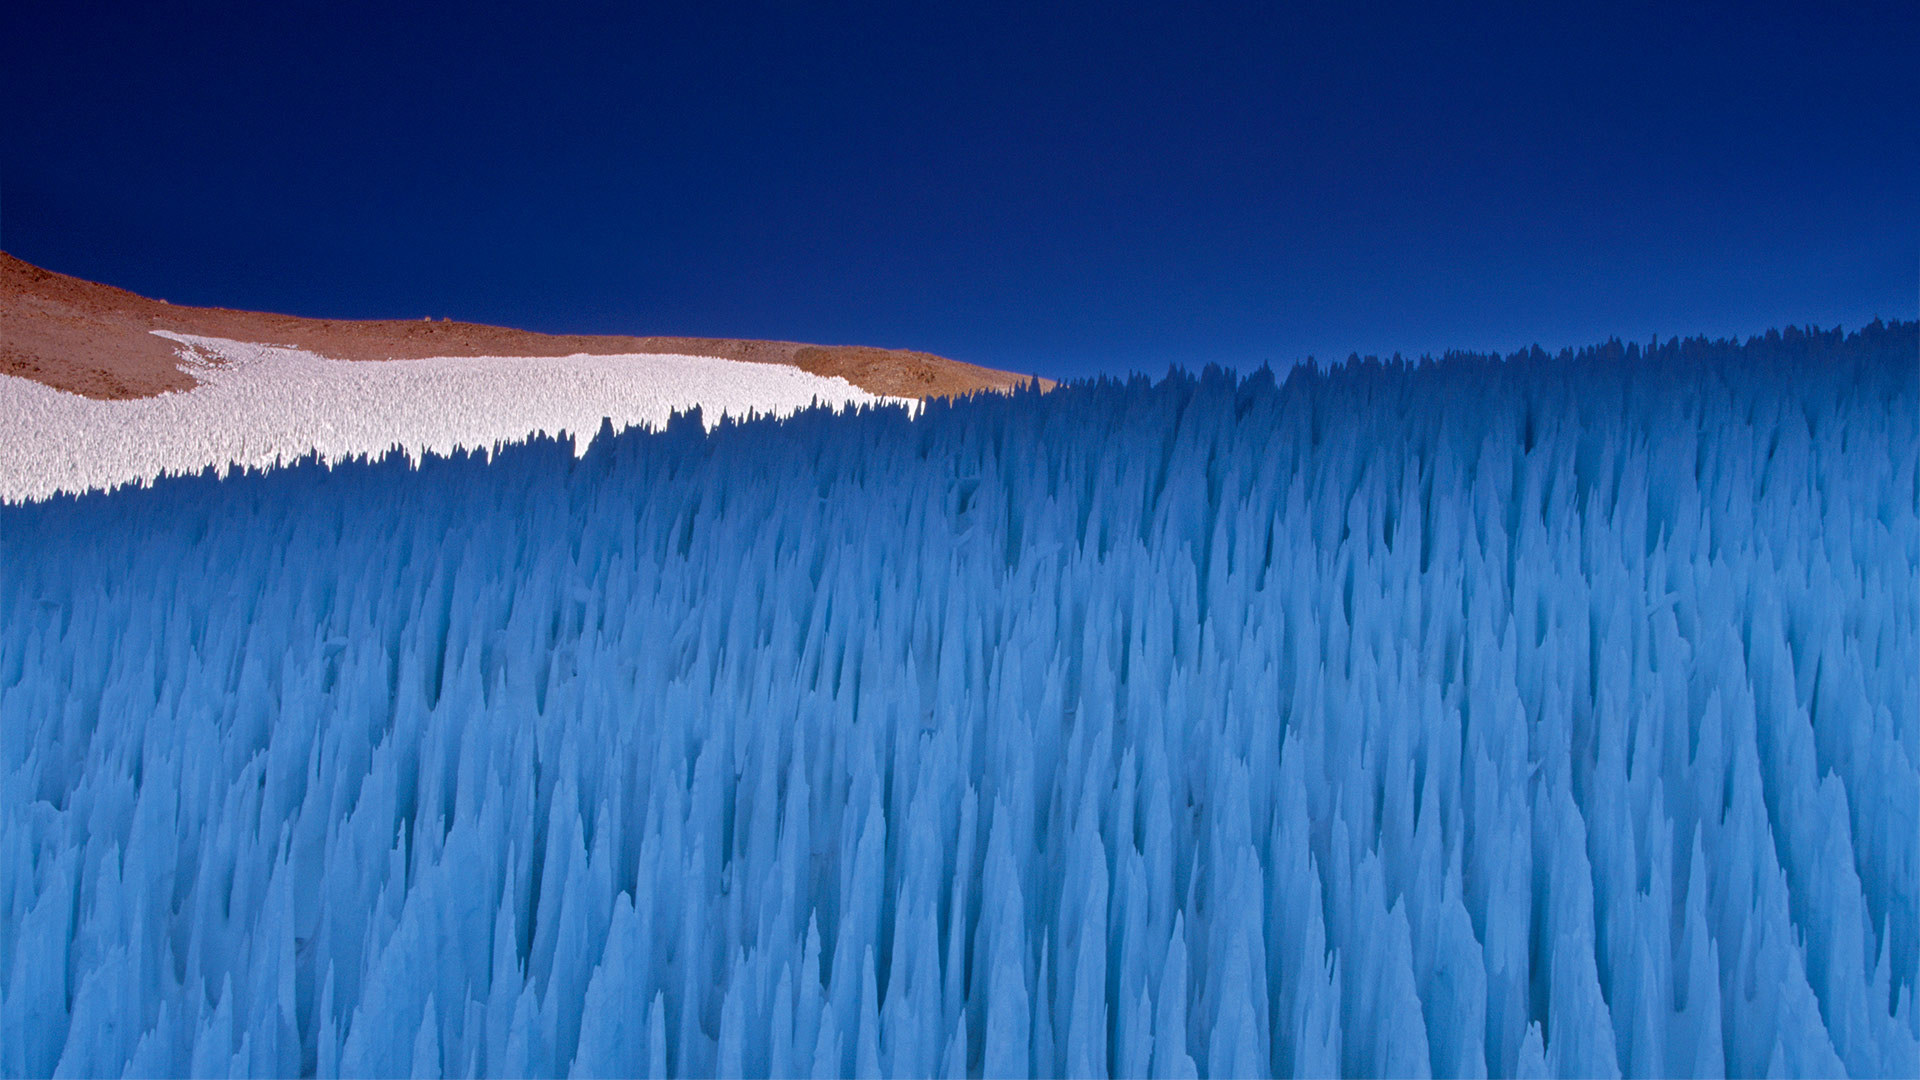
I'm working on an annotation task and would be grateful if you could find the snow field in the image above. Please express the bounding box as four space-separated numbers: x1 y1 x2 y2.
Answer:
1 324 1915 1077
0 332 908 504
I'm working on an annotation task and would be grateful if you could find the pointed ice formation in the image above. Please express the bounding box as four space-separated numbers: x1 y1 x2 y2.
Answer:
2 323 1915 1077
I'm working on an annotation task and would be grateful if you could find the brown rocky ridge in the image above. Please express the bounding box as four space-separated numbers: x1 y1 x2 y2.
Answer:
0 252 1048 401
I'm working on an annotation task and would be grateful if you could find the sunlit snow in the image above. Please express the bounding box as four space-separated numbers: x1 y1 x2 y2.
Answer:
1 325 1914 1078
0 332 907 503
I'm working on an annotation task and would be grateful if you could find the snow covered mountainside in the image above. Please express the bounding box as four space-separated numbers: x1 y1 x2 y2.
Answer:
0 332 908 504
1 323 1914 1078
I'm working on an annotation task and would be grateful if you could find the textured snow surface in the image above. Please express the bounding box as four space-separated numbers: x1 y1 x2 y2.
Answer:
0 332 904 503
2 325 1916 1078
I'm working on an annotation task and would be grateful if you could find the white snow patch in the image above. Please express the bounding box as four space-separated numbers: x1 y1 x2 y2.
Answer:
0 331 912 502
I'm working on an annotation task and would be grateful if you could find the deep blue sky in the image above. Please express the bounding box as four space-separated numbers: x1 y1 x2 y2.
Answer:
4 2 1914 380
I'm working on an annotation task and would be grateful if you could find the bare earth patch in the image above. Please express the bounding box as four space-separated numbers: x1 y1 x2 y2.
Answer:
0 252 1047 400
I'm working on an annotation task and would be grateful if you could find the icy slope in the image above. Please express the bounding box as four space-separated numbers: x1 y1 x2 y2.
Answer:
0 332 906 503
1 324 1915 1078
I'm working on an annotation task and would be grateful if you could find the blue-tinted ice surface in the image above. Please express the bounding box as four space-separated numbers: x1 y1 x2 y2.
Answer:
2 325 1915 1078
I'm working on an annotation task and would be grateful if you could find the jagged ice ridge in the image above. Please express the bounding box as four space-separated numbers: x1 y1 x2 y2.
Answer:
1 324 1915 1077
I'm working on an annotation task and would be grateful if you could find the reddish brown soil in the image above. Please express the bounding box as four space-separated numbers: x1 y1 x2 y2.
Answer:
0 252 1047 400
